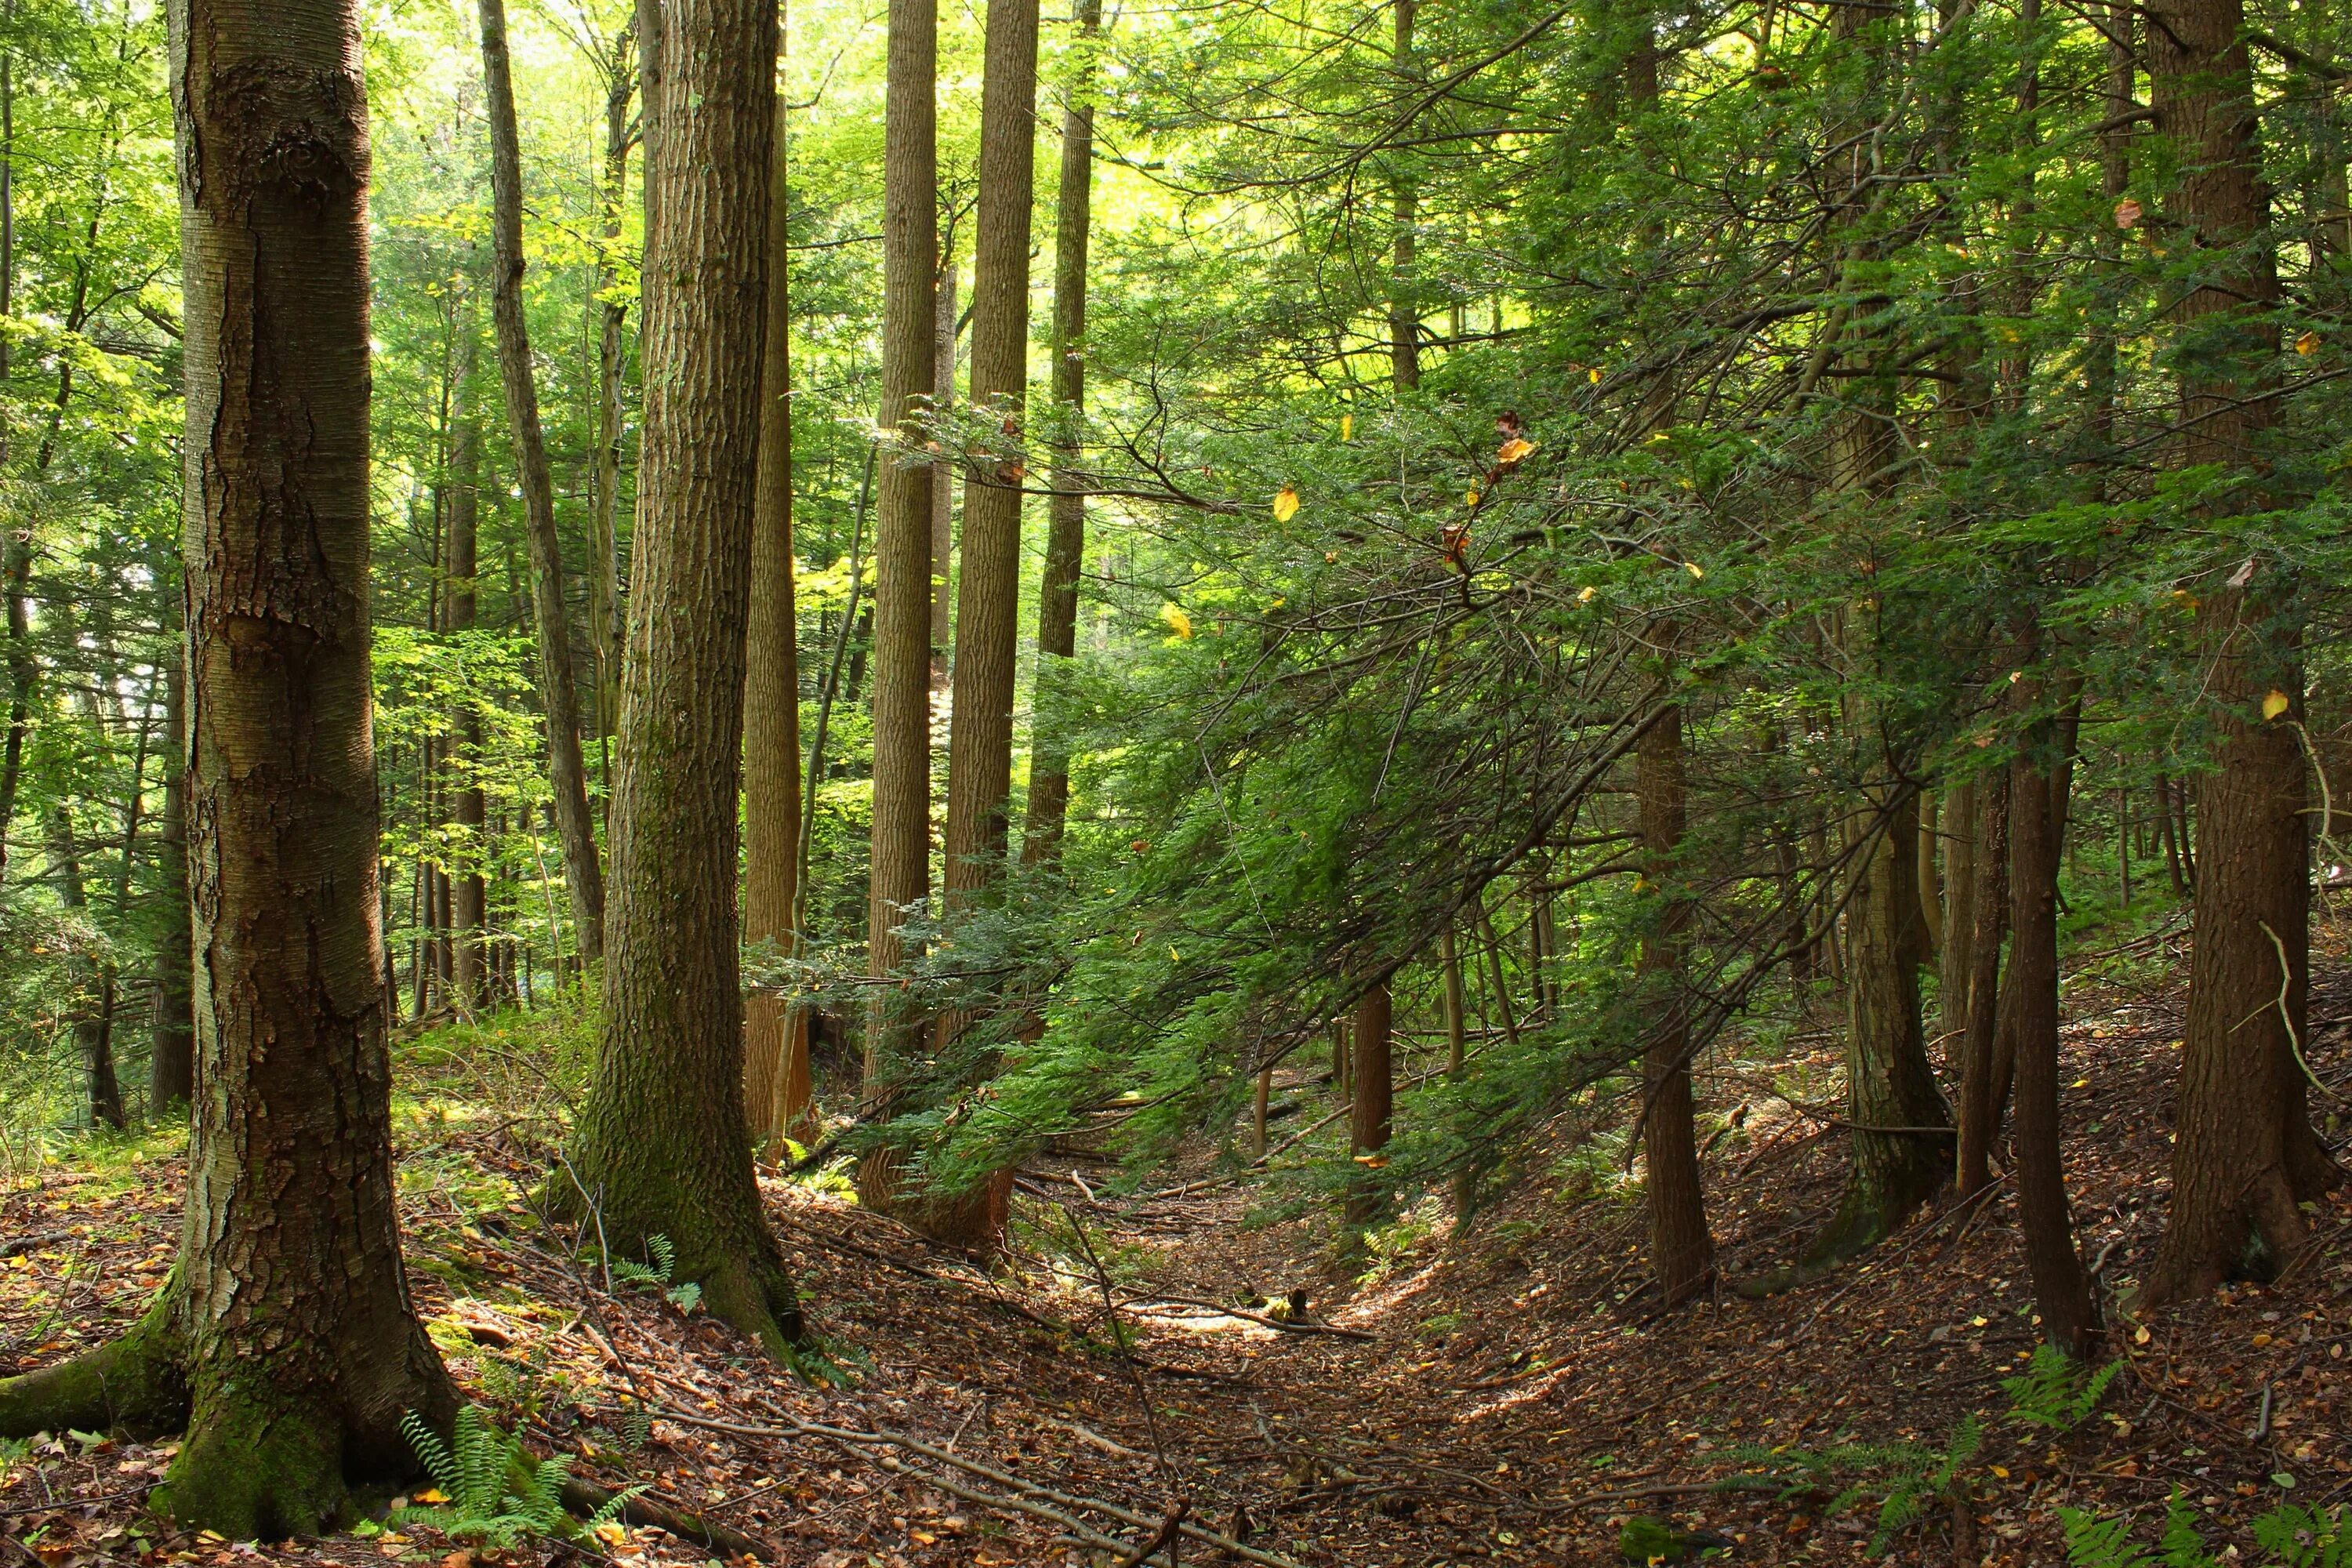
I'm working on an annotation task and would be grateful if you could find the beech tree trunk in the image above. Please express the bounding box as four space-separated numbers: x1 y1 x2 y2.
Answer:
151 653 194 1111
0 0 461 1533
931 255 956 696
1637 682 1715 1305
564 0 800 1359
2141 0 2335 1305
481 0 607 961
1954 766 2012 1195
942 0 1040 906
445 329 487 1009
1021 0 1102 866
1345 975 1394 1223
744 27 811 1155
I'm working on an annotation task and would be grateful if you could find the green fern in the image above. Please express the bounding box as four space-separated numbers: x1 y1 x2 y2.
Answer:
2004 1345 2122 1432
1719 1420 1980 1553
2060 1491 2350 1568
394 1405 641 1551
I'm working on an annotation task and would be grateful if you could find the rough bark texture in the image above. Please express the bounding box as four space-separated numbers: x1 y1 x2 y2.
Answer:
2140 0 2334 1305
744 50 811 1155
1954 766 2012 1195
1936 779 1976 1039
151 653 196 1110
590 20 635 742
1637 689 1715 1305
1346 976 1394 1224
445 329 487 1008
15 0 467 1532
1019 0 1102 866
942 0 1040 906
565 0 800 1359
481 0 606 961
2005 713 2097 1355
862 0 938 1112
46 808 125 1129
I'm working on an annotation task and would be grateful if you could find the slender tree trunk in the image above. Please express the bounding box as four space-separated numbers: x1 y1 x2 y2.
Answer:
1937 779 1976 1039
46 808 125 1131
1 0 464 1531
931 254 956 698
1955 767 2012 1194
863 0 940 1142
942 0 1041 906
2154 773 2188 895
151 652 194 1111
1442 924 1472 1217
1386 0 1418 390
1915 794 1943 958
590 20 636 746
1020 0 1102 866
1345 975 1393 1223
744 24 811 1156
2141 0 2336 1305
481 0 607 961
446 329 487 1010
1638 677 1715 1304
2005 691 2097 1356
564 0 800 1358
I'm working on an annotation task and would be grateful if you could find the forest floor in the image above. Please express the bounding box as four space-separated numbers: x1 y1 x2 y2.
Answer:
5 949 2352 1568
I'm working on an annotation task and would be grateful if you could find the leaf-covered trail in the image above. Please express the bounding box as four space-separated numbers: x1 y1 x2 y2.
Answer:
5 967 2351 1566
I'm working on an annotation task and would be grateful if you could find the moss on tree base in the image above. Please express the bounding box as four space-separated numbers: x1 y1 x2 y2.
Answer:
0 1298 188 1439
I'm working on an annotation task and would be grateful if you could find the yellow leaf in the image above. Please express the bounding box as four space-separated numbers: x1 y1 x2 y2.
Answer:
1497 437 1536 463
1465 488 1481 506
1991 1466 2010 1479
413 1488 449 1504
2133 1325 2151 1344
1577 586 1597 603
1684 561 1704 580
1588 367 1602 383
2296 329 2321 356
1169 946 1181 963
2263 689 2290 721
1160 604 1193 639
1272 485 1300 522
1341 412 1354 441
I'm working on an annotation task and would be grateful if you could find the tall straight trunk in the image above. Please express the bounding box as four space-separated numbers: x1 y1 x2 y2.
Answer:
2142 0 2335 1305
2 0 461 1531
1915 795 1943 957
1386 0 1418 390
0 13 13 880
446 330 487 1009
1345 975 1394 1223
1637 677 1715 1305
151 652 195 1111
1442 924 1472 1217
1955 767 2012 1194
864 0 939 1111
2154 772 2189 895
1021 0 1102 866
744 27 811 1155
480 0 607 960
931 255 956 695
1937 779 1976 1037
942 0 1041 906
589 20 635 746
2005 690 2097 1355
45 808 125 1131
564 0 800 1358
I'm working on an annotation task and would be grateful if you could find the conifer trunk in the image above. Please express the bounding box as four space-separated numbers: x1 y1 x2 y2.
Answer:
1937 780 1975 1037
481 0 606 961
1346 975 1393 1223
2140 0 2335 1305
1021 0 1102 865
1955 767 2011 1194
1637 681 1715 1305
942 0 1040 905
744 27 811 1153
1386 0 1418 390
151 653 194 1111
564 0 800 1356
589 20 635 745
45 807 125 1130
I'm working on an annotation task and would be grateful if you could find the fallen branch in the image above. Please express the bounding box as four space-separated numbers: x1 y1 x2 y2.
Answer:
558 1477 771 1562
1122 1293 1380 1341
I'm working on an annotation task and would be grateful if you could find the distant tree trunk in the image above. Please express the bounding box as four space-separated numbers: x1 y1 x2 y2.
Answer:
151 653 195 1111
2141 0 2336 1305
1937 779 1976 1040
1442 924 1472 1217
481 0 607 962
1915 794 1943 959
942 0 1040 907
0 28 16 884
0 0 462 1531
590 18 637 747
862 0 940 1159
563 0 800 1359
2154 773 2188 895
1386 0 1418 390
46 808 125 1131
1345 975 1393 1223
931 253 956 698
1637 677 1715 1305
744 26 811 1156
1955 767 2012 1195
446 329 487 1010
1021 0 1102 867
2005 691 2097 1356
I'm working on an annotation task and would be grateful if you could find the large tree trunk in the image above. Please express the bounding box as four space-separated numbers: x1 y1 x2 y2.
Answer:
2005 695 2097 1355
564 0 799 1359
1345 975 1394 1224
590 19 636 746
0 0 460 1534
1954 766 2012 1195
1637 681 1715 1306
481 0 607 962
942 0 1040 906
2140 0 2335 1305
1020 0 1102 866
744 27 811 1156
445 328 488 1009
151 652 195 1111
862 0 940 1151
931 254 956 698
45 807 125 1131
